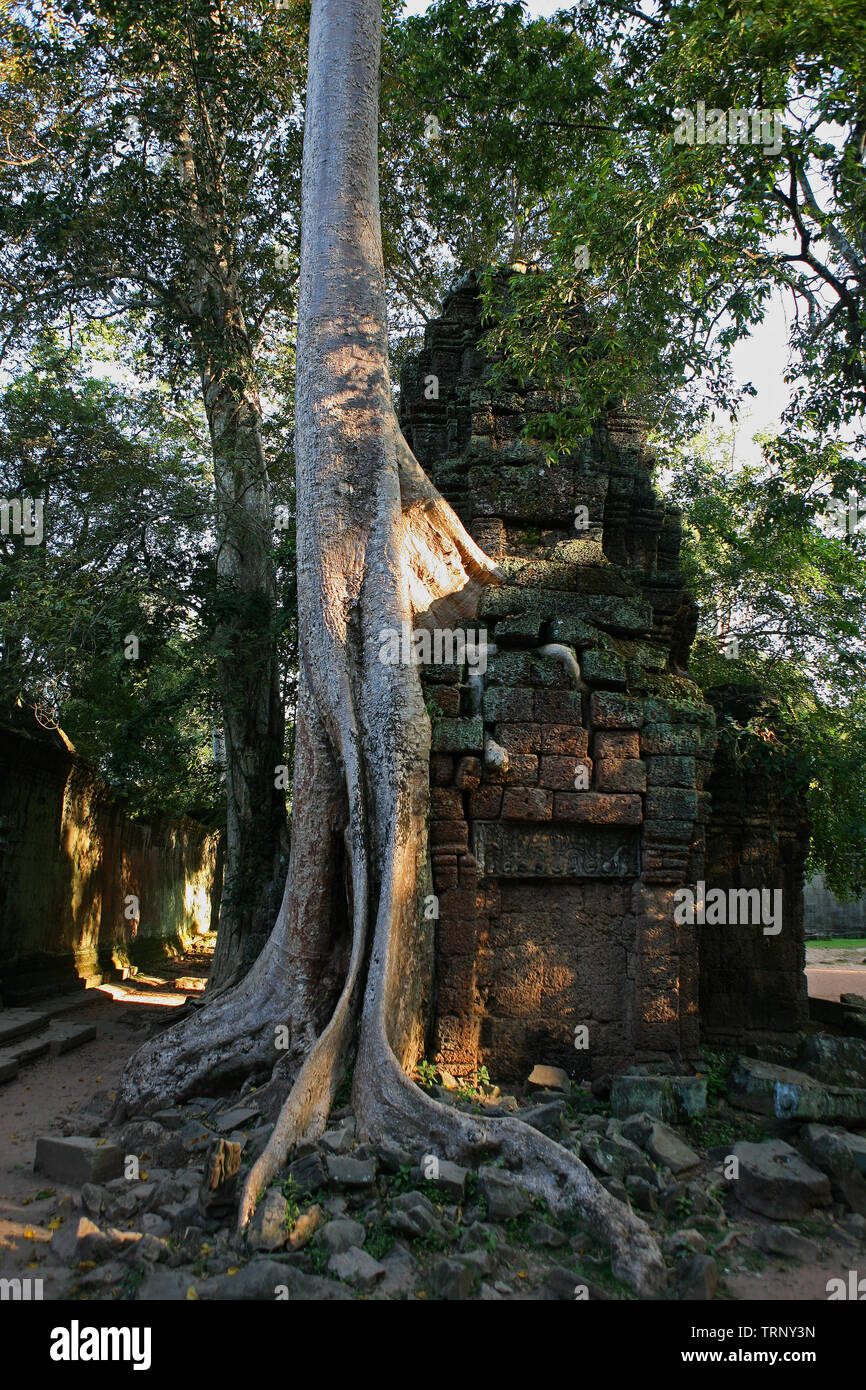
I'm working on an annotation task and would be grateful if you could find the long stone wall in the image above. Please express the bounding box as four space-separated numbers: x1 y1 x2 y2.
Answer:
804 874 866 939
0 715 222 1002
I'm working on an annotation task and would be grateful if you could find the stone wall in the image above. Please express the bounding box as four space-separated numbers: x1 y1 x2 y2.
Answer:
804 874 866 939
699 687 810 1046
401 272 809 1082
0 714 222 1002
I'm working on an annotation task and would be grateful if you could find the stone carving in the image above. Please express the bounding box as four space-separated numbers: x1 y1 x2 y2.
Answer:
473 824 639 879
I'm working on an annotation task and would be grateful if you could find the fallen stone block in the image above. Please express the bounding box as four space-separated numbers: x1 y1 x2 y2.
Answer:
729 1139 832 1220
676 1254 718 1301
520 1101 565 1138
799 1124 866 1216
479 1166 531 1220
429 1256 478 1300
423 1157 468 1201
246 1188 288 1251
318 1217 366 1256
754 1225 821 1262
798 1034 866 1088
35 1135 124 1186
325 1155 377 1189
287 1148 328 1194
389 1191 446 1240
731 1056 866 1125
526 1064 570 1094
328 1246 386 1291
214 1105 259 1133
645 1121 700 1176
610 1073 706 1121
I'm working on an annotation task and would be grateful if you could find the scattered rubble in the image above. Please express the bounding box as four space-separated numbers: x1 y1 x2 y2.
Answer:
12 1040 866 1301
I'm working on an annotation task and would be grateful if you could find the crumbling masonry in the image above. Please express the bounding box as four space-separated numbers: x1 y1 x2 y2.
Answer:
399 274 809 1083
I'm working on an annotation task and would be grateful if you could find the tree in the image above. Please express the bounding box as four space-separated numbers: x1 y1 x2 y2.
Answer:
0 0 306 990
117 0 665 1297
0 328 222 818
664 425 866 900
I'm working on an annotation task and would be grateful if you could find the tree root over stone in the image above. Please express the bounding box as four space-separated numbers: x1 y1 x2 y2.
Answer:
117 0 667 1301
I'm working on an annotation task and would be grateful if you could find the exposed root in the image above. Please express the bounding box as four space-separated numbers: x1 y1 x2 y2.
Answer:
354 1032 667 1299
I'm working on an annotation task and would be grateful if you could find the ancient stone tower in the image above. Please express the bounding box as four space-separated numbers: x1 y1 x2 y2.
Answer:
399 272 809 1084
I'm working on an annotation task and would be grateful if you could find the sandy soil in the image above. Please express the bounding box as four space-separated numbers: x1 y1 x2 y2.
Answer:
804 944 866 1004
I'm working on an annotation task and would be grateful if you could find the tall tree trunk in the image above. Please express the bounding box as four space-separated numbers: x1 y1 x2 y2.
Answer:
118 0 666 1298
204 354 288 995
178 117 289 995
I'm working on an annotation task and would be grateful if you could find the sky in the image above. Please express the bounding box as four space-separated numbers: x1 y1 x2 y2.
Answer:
399 0 795 466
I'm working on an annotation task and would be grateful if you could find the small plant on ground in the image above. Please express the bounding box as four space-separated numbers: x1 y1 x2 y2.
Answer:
365 1220 396 1261
415 1059 437 1089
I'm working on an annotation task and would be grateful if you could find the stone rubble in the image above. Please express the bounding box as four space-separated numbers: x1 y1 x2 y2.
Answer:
14 1042 866 1302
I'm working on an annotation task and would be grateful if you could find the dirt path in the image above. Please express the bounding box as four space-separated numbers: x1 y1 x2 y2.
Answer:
0 952 208 1297
804 945 866 1004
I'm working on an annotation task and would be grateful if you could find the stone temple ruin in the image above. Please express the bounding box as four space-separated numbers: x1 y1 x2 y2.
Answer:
400 272 811 1086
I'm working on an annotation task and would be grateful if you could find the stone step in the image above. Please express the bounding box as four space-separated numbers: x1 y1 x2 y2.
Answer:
10 1031 52 1064
0 1053 20 1083
0 1009 48 1049
47 1021 97 1055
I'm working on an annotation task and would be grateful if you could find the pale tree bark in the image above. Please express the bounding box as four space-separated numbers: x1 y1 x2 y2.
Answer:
118 0 666 1298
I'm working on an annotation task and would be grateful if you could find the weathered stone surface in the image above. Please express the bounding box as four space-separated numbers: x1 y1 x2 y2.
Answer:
799 1124 866 1215
799 1034 866 1088
474 823 639 879
325 1155 377 1189
478 1167 531 1220
731 1056 866 1125
429 1257 478 1300
730 1139 832 1220
431 716 484 752
35 1136 124 1186
247 1188 289 1251
526 1064 570 1093
318 1217 366 1256
328 1246 386 1291
676 1254 718 1301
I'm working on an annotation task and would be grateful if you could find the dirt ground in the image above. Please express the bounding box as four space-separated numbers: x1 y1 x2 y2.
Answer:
804 944 866 1004
0 953 206 1297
